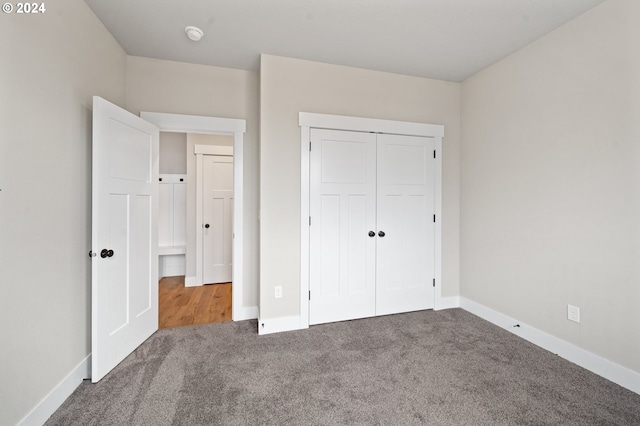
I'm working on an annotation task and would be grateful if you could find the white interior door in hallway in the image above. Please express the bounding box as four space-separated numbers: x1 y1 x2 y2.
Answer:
309 129 436 325
202 155 233 284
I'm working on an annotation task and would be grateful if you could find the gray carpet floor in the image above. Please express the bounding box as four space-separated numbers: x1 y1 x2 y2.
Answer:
46 309 640 425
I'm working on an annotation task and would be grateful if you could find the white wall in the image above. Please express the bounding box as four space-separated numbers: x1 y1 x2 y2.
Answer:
259 55 461 319
159 132 187 174
126 56 260 309
0 1 127 424
461 0 640 373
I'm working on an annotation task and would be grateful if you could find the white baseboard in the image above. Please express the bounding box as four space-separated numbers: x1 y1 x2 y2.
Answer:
161 266 185 278
258 315 305 335
18 354 91 426
460 297 640 396
185 276 197 287
435 295 460 310
233 305 259 321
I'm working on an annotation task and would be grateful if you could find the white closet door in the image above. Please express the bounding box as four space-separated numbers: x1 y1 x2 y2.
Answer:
376 134 435 315
309 129 377 325
202 155 233 284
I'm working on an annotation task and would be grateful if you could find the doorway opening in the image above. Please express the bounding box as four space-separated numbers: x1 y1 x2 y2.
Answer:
157 132 235 328
142 111 247 327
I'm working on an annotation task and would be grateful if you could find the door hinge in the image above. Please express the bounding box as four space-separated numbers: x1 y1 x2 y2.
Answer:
433 150 436 159
309 291 311 300
309 141 312 151
433 278 436 287
309 216 311 226
433 214 436 223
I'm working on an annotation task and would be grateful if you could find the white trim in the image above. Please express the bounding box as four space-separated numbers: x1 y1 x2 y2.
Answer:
299 125 311 329
258 315 306 335
141 112 245 134
18 355 91 426
299 112 445 328
299 112 444 138
194 144 233 156
234 305 259 321
141 112 246 321
433 136 445 310
460 297 640 396
231 130 244 320
434 296 460 310
195 152 204 287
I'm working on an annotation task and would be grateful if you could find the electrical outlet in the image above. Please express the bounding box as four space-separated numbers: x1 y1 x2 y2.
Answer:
274 286 282 299
567 304 580 323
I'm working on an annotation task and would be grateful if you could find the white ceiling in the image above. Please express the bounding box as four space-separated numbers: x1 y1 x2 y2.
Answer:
85 0 605 82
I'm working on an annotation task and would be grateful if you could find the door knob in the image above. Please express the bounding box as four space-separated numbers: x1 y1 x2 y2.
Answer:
378 231 385 237
368 231 375 237
204 224 210 228
100 249 114 258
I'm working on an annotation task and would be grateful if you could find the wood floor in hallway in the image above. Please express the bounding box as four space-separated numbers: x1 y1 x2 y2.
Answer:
159 276 232 329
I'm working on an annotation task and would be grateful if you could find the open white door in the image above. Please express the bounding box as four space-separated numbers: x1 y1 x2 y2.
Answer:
91 96 159 382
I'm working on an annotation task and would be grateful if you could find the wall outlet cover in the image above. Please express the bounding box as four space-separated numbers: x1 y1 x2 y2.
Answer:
567 304 580 323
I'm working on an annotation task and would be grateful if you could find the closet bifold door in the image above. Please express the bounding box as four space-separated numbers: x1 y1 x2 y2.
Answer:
309 129 377 325
375 134 436 315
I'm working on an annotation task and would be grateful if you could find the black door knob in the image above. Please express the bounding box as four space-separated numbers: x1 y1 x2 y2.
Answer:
368 231 375 237
378 231 385 237
100 249 108 258
107 250 114 257
205 224 210 228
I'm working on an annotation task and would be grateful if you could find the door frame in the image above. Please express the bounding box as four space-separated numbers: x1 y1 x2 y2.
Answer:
140 112 248 322
299 112 444 329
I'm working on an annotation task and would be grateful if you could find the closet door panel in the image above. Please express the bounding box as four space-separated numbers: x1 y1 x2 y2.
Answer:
310 129 377 325
376 134 435 315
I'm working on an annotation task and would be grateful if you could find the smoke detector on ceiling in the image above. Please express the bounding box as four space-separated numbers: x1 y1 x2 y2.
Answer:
185 26 204 42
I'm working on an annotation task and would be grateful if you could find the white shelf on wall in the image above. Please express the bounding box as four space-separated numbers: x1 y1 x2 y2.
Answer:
158 174 187 277
158 245 186 256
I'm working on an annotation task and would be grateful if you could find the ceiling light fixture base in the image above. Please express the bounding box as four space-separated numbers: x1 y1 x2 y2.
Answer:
185 26 204 42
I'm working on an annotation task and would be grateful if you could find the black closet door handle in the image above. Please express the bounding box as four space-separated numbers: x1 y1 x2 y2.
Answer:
368 231 375 237
378 231 385 237
204 224 210 229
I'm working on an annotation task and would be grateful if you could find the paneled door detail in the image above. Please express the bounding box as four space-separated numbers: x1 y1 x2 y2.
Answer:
376 134 435 315
309 129 377 325
202 155 233 284
91 96 159 382
309 129 435 325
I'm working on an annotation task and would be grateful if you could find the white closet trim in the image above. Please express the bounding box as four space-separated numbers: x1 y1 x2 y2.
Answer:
299 112 444 138
299 112 445 331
